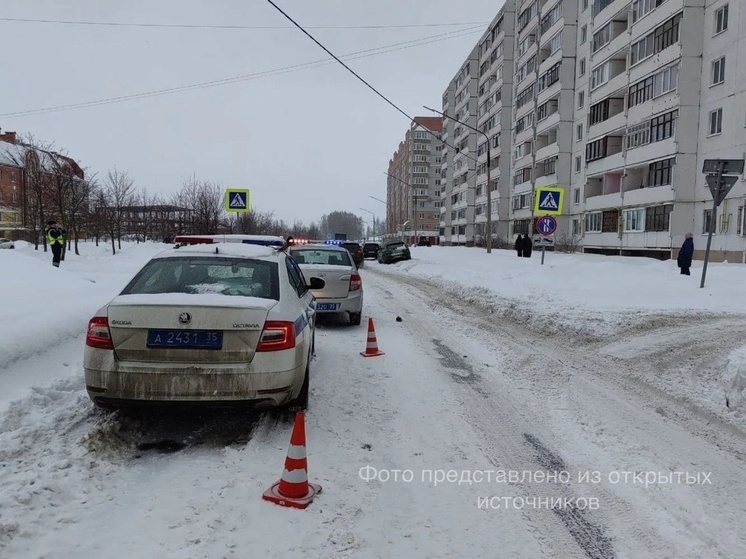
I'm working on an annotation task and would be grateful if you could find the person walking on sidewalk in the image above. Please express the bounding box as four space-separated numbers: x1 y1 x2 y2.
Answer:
677 233 694 275
45 220 66 268
514 234 524 257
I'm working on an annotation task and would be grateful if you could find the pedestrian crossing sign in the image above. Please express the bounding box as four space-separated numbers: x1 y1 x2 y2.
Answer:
224 189 251 213
533 186 564 216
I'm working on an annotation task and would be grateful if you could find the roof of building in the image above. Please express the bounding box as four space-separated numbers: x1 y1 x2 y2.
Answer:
412 116 443 133
0 140 83 177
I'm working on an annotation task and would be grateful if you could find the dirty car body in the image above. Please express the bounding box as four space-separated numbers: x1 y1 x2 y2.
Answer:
83 243 321 409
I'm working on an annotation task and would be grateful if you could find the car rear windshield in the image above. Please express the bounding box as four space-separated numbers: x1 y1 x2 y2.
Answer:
364 243 379 249
289 249 352 266
342 243 361 251
120 256 279 299
386 242 405 249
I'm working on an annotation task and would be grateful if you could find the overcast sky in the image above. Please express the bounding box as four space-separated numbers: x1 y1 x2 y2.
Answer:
2 0 504 226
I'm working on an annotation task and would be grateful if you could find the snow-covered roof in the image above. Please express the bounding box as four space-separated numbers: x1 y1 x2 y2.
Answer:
0 140 79 174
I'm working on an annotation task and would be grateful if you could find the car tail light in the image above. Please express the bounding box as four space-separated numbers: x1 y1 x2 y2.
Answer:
86 316 114 349
257 321 296 352
350 273 362 291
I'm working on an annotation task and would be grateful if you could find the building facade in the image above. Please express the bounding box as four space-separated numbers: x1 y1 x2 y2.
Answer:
0 130 84 239
386 117 444 244
439 47 479 245
510 0 578 245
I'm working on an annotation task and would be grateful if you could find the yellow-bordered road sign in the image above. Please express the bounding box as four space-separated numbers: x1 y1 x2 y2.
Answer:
225 189 251 213
533 186 564 216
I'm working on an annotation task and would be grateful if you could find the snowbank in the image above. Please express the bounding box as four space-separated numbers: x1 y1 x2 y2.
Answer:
0 242 165 367
723 346 746 412
386 246 746 336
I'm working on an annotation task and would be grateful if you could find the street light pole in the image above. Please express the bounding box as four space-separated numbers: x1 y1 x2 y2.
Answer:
384 171 422 245
369 195 389 238
424 105 491 254
359 207 376 240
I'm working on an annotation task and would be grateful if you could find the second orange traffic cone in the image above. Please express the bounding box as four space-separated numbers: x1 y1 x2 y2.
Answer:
262 411 321 509
360 317 385 357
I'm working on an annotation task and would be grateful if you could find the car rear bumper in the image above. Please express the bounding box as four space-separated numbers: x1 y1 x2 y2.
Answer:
84 348 306 406
314 289 363 314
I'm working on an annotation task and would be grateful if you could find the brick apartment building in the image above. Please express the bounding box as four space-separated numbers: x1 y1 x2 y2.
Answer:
0 129 84 239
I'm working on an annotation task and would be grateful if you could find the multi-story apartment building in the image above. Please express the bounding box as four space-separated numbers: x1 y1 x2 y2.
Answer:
386 117 443 244
509 0 579 243
439 48 479 246
474 3 517 243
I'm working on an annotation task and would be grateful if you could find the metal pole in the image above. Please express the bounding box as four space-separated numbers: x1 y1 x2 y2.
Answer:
541 243 545 265
699 161 722 288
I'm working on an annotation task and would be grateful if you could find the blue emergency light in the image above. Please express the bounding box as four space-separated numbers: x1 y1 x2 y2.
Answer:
324 240 344 245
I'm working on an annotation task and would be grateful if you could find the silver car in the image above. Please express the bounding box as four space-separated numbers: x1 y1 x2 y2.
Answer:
0 238 15 249
83 242 324 409
288 243 363 325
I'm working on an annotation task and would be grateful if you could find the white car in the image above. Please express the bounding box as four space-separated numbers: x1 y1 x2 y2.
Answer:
287 243 363 325
0 238 15 249
83 242 323 409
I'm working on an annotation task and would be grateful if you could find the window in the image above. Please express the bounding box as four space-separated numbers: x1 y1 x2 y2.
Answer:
628 76 654 107
579 58 586 76
589 99 610 125
647 157 674 187
632 0 668 23
652 63 678 97
578 91 585 108
712 57 725 85
703 209 715 233
586 137 608 162
573 188 581 204
581 25 587 43
516 84 535 108
653 12 682 53
575 155 582 173
513 219 530 235
585 212 602 232
592 23 612 52
623 208 645 231
572 218 582 236
645 204 672 231
540 2 563 34
630 34 655 65
709 108 723 135
593 0 614 17
590 62 609 90
540 156 558 176
715 4 728 34
512 193 532 209
537 62 561 92
650 109 677 142
576 124 583 141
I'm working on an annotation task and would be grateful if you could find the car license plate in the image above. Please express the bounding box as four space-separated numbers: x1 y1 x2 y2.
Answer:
146 329 223 349
316 303 338 311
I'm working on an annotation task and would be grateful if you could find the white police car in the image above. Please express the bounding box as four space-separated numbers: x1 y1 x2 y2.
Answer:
83 242 323 409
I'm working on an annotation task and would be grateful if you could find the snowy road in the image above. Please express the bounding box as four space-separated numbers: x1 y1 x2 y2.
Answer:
1 252 746 558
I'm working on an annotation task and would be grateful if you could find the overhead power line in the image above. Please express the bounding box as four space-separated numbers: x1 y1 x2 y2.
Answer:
263 0 481 166
0 16 488 30
0 26 483 119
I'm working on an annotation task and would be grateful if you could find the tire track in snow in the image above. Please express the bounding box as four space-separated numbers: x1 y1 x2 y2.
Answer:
366 265 746 558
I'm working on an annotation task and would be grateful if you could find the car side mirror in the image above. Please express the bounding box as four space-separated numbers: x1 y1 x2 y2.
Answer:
308 277 325 290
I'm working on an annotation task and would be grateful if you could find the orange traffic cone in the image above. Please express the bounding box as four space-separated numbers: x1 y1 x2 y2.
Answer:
262 411 321 509
360 317 385 357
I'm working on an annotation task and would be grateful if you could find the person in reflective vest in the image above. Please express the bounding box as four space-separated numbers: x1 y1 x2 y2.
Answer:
45 220 66 267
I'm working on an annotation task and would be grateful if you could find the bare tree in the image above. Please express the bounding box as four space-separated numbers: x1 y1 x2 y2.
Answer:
105 168 136 250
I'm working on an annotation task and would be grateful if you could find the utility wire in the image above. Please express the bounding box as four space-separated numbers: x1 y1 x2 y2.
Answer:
264 0 481 166
0 16 488 30
0 26 483 119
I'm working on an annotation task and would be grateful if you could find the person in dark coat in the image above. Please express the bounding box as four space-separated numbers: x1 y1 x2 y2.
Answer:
677 233 694 275
522 235 533 258
514 234 523 257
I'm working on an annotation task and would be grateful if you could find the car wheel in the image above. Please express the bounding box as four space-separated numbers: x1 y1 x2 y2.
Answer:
349 311 362 326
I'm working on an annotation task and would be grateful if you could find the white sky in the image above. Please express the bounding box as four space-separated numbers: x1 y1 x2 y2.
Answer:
2 0 504 225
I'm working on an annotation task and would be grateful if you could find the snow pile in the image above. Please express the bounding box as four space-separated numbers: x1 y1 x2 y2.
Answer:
386 246 746 336
0 242 165 367
723 346 746 412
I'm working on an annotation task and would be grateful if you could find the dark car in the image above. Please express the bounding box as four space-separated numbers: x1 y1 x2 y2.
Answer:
342 242 364 267
417 239 431 247
377 241 411 264
363 242 380 259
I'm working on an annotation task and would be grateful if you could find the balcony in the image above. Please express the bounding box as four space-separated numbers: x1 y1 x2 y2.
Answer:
591 19 629 64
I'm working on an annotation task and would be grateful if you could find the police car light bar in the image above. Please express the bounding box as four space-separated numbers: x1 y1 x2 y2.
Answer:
325 240 344 245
